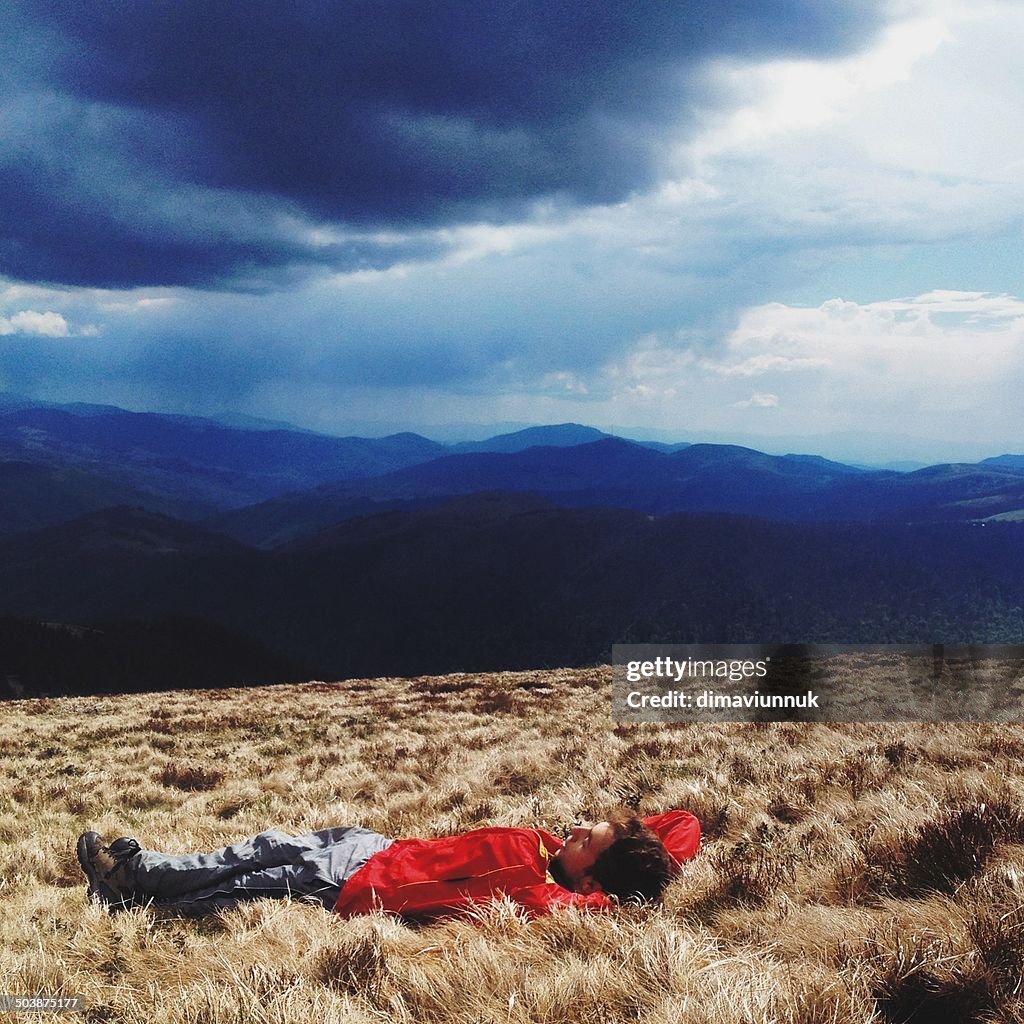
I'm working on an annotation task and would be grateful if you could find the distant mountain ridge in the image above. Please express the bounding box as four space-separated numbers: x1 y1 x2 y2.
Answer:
0 402 447 517
981 455 1024 472
4 396 1024 547
450 422 615 453
207 439 1024 547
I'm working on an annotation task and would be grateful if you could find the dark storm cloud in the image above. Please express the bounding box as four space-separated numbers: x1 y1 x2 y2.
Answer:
2 0 886 288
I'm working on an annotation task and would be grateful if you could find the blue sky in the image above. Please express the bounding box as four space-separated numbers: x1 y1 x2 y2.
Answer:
1 1 1022 461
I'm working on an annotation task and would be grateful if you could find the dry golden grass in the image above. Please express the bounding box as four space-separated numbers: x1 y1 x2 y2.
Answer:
3 666 1024 1023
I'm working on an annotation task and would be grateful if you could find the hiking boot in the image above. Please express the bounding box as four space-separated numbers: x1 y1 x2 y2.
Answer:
76 831 143 911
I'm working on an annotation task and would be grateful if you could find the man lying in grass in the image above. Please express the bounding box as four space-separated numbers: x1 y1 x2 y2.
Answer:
77 810 700 920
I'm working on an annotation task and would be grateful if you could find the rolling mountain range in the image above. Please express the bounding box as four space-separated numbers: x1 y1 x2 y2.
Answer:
208 439 1024 548
3 395 1024 696
5 396 1024 542
0 404 448 516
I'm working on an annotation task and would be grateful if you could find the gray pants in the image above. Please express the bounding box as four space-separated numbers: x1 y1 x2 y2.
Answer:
125 827 393 917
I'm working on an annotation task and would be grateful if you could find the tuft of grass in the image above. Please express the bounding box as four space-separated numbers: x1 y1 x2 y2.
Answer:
159 762 226 792
868 939 985 1023
868 801 1024 897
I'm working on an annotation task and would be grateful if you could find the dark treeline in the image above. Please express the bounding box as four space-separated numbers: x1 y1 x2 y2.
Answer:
2 496 1024 697
0 617 309 699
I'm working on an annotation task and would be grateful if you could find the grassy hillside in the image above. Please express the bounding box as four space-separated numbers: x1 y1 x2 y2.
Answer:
3 668 1024 1023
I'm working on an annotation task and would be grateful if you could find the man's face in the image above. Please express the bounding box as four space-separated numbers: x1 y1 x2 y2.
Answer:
552 821 616 893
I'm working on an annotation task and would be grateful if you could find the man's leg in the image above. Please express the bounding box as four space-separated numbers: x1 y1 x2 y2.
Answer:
79 827 392 915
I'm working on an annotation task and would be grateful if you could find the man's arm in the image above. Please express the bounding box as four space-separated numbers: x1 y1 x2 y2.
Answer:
642 810 701 871
506 883 613 918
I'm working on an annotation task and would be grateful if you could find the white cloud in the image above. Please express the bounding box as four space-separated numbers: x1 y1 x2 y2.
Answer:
840 1 1024 179
539 370 589 395
875 290 1024 320
484 288 1024 451
0 307 104 338
0 310 71 337
601 335 696 401
707 291 1024 433
99 295 178 313
702 353 831 377
688 12 951 163
734 392 780 409
636 1 1024 296
722 292 1024 385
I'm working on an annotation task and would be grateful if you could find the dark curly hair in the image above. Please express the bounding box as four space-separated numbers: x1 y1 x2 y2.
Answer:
589 810 674 903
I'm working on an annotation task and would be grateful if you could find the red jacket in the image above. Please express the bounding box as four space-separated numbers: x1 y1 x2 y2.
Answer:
333 810 700 920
